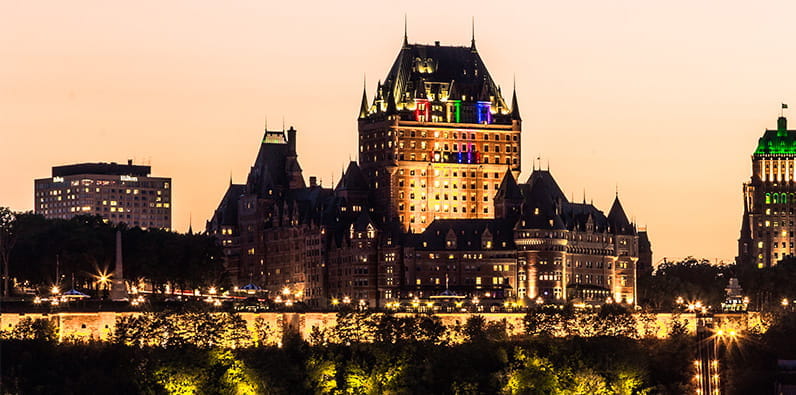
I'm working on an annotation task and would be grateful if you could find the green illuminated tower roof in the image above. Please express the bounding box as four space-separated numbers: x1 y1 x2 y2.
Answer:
754 117 796 155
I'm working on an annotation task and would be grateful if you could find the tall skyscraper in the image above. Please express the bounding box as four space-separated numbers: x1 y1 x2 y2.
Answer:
739 116 796 268
357 35 521 233
34 161 172 229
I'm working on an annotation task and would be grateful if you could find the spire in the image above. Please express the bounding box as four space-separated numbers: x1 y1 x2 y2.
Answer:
386 88 397 115
188 212 193 235
229 172 233 186
403 14 409 48
359 75 369 119
470 16 476 51
511 78 522 121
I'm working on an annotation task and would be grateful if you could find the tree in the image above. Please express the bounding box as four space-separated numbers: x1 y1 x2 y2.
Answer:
0 207 17 297
637 257 731 310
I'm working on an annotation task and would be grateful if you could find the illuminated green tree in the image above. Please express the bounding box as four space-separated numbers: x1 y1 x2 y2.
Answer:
9 317 57 342
567 369 611 395
502 349 561 394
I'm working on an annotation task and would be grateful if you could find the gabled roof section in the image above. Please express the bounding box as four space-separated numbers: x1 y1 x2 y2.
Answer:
410 218 515 250
335 161 369 191
561 202 609 232
353 211 375 232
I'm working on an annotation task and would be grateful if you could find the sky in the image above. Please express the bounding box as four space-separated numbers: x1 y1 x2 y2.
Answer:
3 1 796 264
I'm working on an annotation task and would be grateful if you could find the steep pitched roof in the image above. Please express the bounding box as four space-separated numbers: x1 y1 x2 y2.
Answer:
211 184 246 226
517 170 567 230
495 169 523 201
511 87 521 121
525 170 567 203
335 161 369 191
248 130 291 195
367 41 511 123
607 196 634 235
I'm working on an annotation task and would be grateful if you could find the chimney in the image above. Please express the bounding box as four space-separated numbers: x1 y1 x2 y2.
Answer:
309 176 317 187
127 159 133 166
287 126 297 154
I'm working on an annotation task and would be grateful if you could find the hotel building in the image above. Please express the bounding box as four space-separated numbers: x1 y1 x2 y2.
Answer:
34 160 172 229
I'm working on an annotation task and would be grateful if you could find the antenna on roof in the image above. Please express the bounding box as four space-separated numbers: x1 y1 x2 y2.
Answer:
282 116 285 132
616 183 619 197
264 115 268 131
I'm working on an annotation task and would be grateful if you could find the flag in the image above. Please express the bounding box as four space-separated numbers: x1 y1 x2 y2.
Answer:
783 103 789 109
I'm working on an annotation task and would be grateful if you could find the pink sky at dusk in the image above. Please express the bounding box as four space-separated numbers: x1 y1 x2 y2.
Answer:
3 1 796 264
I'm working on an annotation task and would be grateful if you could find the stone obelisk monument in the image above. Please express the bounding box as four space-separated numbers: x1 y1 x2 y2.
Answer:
110 230 129 301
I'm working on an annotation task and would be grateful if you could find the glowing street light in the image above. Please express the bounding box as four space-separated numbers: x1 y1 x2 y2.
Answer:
208 286 217 295
782 298 790 307
282 287 291 296
342 296 351 304
51 285 60 295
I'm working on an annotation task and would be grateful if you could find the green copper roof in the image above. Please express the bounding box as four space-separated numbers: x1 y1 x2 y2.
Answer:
754 117 796 155
754 130 796 154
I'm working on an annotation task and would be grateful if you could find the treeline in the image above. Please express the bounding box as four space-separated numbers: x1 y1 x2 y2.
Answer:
637 257 796 311
4 310 796 393
5 213 225 294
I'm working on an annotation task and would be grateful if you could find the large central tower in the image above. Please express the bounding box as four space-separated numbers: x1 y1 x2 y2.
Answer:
358 35 521 233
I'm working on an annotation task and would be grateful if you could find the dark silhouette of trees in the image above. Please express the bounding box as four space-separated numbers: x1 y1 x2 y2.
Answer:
637 257 732 310
0 207 16 297
6 213 225 296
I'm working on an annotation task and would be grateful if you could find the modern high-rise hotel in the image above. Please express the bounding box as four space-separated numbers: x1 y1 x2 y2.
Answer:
34 161 172 229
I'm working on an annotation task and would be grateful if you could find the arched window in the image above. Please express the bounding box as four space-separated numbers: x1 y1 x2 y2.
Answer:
774 193 779 204
783 194 788 204
766 193 771 204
